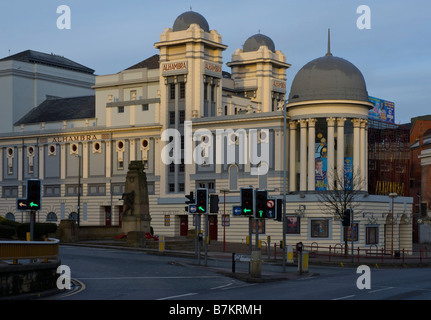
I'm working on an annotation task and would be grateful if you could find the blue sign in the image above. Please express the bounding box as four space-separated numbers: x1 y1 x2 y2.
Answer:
233 206 242 216
188 204 197 214
369 96 395 124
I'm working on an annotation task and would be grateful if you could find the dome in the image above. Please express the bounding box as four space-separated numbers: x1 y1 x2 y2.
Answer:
243 34 275 52
173 11 209 32
288 54 369 103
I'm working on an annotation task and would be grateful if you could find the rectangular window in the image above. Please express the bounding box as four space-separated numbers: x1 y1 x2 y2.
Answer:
2 186 18 198
111 183 125 195
118 106 124 113
179 110 185 124
169 111 175 125
169 183 175 193
170 83 175 100
366 226 379 245
66 185 82 196
88 184 106 196
310 219 329 238
179 183 185 192
44 185 61 197
286 216 300 234
180 82 185 99
142 104 149 111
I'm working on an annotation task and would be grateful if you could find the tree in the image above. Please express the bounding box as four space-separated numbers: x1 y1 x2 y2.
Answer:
316 169 366 256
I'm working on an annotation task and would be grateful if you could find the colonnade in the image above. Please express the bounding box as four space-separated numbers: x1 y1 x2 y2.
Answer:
289 117 368 192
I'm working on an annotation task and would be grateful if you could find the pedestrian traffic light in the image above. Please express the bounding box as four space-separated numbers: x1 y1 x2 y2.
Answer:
240 187 253 216
196 188 208 214
185 191 194 212
343 208 352 227
210 194 219 213
255 190 268 219
27 179 41 210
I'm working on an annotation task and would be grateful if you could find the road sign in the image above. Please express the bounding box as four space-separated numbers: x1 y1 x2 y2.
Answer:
267 199 275 208
16 199 30 211
188 204 197 214
232 206 242 217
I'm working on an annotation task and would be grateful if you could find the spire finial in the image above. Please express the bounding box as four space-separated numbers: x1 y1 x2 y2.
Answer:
326 28 332 56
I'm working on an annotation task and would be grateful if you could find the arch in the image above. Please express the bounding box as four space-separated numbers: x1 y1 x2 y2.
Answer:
228 164 239 190
47 212 58 222
69 211 78 221
5 212 15 221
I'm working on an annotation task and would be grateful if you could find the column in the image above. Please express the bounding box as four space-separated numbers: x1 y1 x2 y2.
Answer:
360 119 368 191
364 121 368 192
289 121 297 192
308 118 317 191
326 118 336 190
299 119 308 191
336 118 346 189
352 118 361 185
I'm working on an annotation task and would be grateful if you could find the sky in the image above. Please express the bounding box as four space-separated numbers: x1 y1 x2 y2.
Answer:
1 0 430 124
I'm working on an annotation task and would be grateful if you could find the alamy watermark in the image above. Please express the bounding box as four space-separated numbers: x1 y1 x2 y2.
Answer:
57 5 71 30
357 5 371 30
356 265 371 289
57 264 71 290
161 121 270 175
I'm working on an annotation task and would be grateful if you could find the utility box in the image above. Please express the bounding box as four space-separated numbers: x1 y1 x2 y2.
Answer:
250 251 262 278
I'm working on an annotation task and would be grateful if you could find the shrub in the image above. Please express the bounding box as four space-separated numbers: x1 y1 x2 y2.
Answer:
0 224 16 239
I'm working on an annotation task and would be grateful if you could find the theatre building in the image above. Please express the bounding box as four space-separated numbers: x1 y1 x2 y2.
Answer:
0 11 413 253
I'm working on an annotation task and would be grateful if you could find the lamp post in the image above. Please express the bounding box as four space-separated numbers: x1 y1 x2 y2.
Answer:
389 193 397 256
75 154 82 227
221 189 229 252
282 99 287 272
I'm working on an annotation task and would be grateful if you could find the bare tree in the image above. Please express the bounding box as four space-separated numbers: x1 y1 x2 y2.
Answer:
316 169 366 256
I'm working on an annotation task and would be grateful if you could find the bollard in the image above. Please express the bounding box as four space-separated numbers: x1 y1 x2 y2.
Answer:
250 251 262 278
159 235 165 252
286 245 294 264
298 251 309 274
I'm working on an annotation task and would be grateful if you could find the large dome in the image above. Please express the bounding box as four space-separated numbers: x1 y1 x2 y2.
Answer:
288 54 369 103
243 34 275 52
173 11 209 32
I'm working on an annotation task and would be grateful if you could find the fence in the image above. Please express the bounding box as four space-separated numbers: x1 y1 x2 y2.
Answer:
0 238 59 264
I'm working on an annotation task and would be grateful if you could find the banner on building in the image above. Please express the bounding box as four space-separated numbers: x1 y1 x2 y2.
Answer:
368 96 395 124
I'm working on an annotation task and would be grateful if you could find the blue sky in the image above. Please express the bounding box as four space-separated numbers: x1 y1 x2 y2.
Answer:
1 0 430 124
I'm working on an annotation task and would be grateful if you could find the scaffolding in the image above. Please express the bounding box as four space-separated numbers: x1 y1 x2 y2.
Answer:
368 119 410 196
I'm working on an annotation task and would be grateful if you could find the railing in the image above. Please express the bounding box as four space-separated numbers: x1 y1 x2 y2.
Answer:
0 238 59 264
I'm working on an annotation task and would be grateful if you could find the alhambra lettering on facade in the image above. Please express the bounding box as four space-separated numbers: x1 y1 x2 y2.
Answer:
51 135 99 143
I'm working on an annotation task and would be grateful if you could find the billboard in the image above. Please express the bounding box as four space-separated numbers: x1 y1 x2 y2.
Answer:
368 96 395 124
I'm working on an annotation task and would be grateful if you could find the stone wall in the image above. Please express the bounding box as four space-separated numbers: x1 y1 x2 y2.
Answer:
0 260 60 298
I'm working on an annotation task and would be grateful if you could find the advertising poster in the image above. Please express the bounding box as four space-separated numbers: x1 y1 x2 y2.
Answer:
368 96 395 124
315 157 327 191
344 157 353 190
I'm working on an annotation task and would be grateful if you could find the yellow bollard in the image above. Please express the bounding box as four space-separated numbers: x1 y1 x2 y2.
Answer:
26 232 30 241
287 245 294 263
159 235 165 252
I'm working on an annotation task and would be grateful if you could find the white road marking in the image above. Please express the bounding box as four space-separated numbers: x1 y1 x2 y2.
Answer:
157 292 198 300
331 294 355 300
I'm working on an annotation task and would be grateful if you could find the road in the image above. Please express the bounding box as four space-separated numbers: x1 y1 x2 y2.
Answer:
49 245 431 301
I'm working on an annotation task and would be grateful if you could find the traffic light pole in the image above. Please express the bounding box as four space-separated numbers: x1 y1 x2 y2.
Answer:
282 99 287 273
30 210 34 241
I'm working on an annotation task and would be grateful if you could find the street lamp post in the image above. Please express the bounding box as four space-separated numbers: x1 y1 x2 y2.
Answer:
389 193 397 256
76 154 82 227
282 99 287 272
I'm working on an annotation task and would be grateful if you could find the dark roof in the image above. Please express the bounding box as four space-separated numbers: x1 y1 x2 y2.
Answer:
0 50 95 74
243 34 275 52
124 54 160 71
15 96 95 125
288 55 368 103
173 11 209 32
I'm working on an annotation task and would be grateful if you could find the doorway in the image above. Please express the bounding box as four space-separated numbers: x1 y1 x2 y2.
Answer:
179 215 188 236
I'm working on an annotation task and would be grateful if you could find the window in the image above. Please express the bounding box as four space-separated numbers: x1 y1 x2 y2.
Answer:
179 110 185 124
197 181 215 193
179 82 185 99
170 83 175 100
310 219 329 238
118 106 124 113
47 212 58 222
142 104 149 111
169 183 175 193
169 163 175 173
179 159 185 172
88 184 106 196
344 223 359 242
44 185 60 197
286 216 300 234
366 226 379 245
66 185 82 196
5 212 15 221
2 187 18 198
179 183 185 192
111 183 125 195
170 111 175 125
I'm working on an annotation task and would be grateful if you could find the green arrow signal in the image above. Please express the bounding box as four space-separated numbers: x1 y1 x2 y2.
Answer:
30 202 39 207
258 210 264 218
198 206 205 212
243 208 251 214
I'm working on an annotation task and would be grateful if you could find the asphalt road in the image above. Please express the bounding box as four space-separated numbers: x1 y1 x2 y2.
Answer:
49 245 431 301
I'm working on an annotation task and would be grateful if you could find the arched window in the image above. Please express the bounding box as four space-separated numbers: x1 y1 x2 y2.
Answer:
69 212 78 221
47 212 58 222
5 212 15 221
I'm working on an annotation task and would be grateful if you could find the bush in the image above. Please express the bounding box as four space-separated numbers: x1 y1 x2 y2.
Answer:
0 224 16 239
16 223 57 240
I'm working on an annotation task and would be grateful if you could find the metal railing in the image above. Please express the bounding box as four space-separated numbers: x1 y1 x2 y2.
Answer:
0 238 59 264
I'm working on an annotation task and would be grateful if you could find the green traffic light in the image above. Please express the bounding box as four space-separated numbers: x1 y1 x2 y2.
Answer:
259 210 263 218
30 202 39 207
198 206 205 212
243 208 251 213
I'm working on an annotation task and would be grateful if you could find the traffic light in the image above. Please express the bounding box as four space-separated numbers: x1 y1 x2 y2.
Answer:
275 198 283 221
210 194 219 213
255 190 268 219
343 208 352 227
27 179 41 210
185 191 195 213
240 187 253 216
196 188 208 214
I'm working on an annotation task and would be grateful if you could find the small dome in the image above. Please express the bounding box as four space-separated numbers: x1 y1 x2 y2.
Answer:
173 11 209 32
288 55 369 103
243 34 275 52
